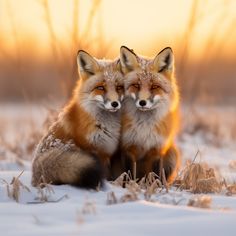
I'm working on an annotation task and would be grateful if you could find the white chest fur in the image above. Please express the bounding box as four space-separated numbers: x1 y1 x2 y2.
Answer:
122 116 164 152
122 99 164 154
87 112 121 155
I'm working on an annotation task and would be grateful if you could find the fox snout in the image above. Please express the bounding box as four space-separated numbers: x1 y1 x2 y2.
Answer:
131 93 161 111
103 86 123 112
104 100 121 112
138 99 147 107
136 98 155 111
94 94 122 112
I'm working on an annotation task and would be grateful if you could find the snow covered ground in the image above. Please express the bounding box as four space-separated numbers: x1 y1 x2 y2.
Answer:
0 103 236 236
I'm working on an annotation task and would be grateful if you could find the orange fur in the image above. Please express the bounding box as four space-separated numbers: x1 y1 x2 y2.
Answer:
32 51 124 188
116 46 180 184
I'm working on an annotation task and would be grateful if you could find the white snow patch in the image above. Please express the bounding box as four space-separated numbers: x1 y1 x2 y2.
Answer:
1 103 236 235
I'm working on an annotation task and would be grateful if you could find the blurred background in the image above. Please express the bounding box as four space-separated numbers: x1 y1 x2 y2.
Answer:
0 0 236 173
0 0 236 105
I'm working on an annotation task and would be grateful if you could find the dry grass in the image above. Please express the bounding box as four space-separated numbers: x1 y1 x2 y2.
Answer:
120 191 139 203
179 163 220 192
0 170 68 203
174 159 224 194
1 105 236 210
38 0 105 98
28 174 68 204
106 191 118 205
193 177 222 194
0 138 26 167
0 158 69 203
81 200 97 215
180 106 236 147
33 177 55 202
188 195 212 209
1 0 236 103
106 190 138 205
76 199 97 226
229 160 236 171
1 171 30 202
108 154 236 208
0 0 109 101
108 171 170 205
226 184 236 196
177 0 236 103
173 152 236 197
142 173 162 201
0 107 58 166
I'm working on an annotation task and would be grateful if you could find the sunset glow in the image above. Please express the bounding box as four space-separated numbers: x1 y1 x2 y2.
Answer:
1 0 236 102
1 0 236 59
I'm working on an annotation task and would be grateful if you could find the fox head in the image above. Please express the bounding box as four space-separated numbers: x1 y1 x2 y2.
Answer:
120 46 178 114
76 50 124 113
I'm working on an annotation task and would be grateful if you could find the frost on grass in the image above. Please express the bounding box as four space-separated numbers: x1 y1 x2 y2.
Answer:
0 171 68 204
107 159 236 209
0 107 58 170
76 199 97 225
107 171 171 205
188 195 212 209
176 162 222 194
1 171 30 202
28 176 68 204
226 184 236 196
1 104 236 215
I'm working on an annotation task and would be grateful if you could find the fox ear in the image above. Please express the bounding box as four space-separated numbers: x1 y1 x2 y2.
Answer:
120 46 139 73
77 50 99 78
153 47 174 73
115 59 122 72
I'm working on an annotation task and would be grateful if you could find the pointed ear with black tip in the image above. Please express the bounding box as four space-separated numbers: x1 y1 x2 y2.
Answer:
77 50 99 78
120 46 139 73
153 47 174 74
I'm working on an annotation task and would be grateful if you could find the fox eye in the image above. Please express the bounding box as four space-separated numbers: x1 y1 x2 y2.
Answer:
95 86 105 91
116 85 124 91
132 84 140 89
151 84 160 90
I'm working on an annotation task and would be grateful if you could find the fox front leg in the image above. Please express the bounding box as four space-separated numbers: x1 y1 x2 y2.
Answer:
153 146 180 184
121 146 138 181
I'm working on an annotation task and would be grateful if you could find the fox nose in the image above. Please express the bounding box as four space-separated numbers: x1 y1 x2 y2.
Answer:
111 101 119 108
139 100 147 107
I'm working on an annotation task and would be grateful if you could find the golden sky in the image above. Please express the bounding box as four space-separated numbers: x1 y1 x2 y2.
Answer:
1 0 236 59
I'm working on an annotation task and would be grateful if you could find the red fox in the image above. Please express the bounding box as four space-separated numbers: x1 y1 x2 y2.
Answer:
32 50 124 189
118 46 180 184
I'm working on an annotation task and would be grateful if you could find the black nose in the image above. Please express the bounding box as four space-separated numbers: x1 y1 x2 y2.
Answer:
111 101 119 108
139 100 146 107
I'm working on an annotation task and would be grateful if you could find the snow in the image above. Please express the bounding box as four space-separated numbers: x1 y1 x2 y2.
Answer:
1 171 236 236
1 104 236 236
